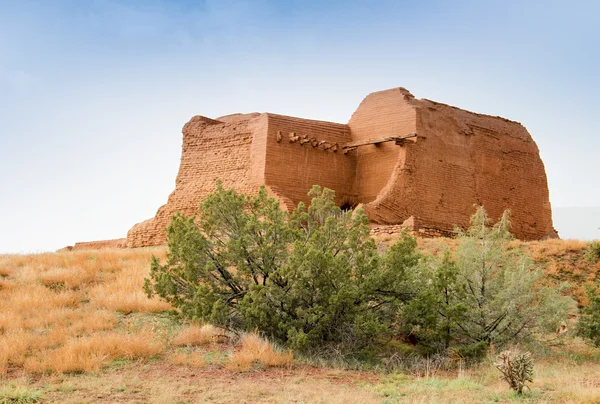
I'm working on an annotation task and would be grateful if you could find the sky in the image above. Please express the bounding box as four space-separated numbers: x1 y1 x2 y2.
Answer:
0 0 599 253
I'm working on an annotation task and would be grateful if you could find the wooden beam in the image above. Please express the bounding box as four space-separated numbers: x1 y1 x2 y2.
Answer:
342 132 417 149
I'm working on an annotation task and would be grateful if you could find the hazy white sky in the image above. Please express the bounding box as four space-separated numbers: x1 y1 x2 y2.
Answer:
1 0 599 253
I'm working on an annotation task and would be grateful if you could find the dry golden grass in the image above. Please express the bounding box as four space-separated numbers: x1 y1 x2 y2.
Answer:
0 277 15 291
0 248 168 375
23 328 163 374
226 333 293 371
167 351 207 368
522 239 599 304
409 237 599 305
88 262 171 313
38 266 95 289
0 266 11 278
1 244 600 404
529 238 588 256
170 324 226 347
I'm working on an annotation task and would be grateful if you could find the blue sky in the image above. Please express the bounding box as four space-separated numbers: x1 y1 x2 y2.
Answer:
1 0 599 252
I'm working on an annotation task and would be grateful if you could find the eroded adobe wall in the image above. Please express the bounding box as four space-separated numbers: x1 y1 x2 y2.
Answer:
125 112 355 248
347 88 417 221
406 99 556 239
126 114 267 247
68 238 127 251
263 114 355 208
125 86 556 248
349 87 555 240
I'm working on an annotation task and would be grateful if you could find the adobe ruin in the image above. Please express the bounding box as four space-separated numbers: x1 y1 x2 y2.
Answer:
126 87 557 247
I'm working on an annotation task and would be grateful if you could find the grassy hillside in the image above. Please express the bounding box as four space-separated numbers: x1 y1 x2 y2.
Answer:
374 235 600 305
1 242 599 403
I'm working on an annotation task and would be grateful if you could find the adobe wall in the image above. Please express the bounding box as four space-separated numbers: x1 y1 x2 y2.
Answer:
125 86 556 247
409 98 556 239
126 114 266 247
359 89 556 240
65 238 127 251
263 114 355 208
347 88 417 221
126 113 356 247
348 88 417 205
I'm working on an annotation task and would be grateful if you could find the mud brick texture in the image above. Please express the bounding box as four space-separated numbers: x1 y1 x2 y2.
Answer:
126 87 556 248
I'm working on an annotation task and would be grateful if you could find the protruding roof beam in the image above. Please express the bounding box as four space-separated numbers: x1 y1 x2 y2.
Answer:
342 132 417 149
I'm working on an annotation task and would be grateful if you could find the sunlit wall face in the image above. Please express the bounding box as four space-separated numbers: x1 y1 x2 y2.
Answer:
1 0 598 252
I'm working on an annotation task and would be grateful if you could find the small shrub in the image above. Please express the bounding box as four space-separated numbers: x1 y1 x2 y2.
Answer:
585 241 600 263
495 350 533 395
578 286 600 347
401 207 575 359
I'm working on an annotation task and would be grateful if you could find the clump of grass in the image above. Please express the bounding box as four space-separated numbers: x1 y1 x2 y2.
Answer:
0 278 16 291
0 332 35 372
167 351 207 368
170 325 226 347
5 284 80 313
0 267 11 278
24 328 163 374
38 266 95 289
67 310 117 334
226 333 293 371
0 381 44 403
88 259 171 313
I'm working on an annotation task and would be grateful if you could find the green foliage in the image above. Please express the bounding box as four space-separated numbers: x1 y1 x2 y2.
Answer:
145 187 575 360
0 382 44 404
585 241 600 262
144 183 291 329
577 285 600 347
145 183 421 355
401 207 575 359
494 350 533 395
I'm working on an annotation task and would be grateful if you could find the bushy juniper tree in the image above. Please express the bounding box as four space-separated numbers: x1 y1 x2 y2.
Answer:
144 183 421 354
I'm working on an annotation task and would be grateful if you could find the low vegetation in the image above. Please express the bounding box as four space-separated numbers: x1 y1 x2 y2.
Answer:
586 241 600 263
0 249 168 375
145 184 424 356
0 249 290 380
226 333 294 371
578 285 600 347
1 185 599 402
494 350 534 395
0 381 43 403
145 185 576 364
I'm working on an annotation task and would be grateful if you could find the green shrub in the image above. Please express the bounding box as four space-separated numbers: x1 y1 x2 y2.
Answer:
577 286 600 347
144 185 575 361
144 183 421 355
400 207 575 359
585 241 600 262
